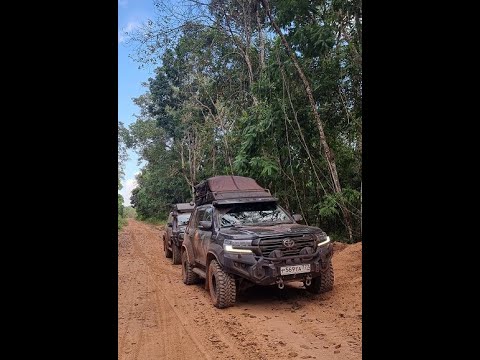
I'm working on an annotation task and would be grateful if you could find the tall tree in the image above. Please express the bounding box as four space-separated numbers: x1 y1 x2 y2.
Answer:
122 0 362 241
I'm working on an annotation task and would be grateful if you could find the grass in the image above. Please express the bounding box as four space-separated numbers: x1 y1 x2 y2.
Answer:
138 217 167 226
118 215 127 230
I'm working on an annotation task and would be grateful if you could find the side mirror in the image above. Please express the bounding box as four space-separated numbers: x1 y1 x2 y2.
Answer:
199 220 212 230
292 214 303 222
167 223 173 227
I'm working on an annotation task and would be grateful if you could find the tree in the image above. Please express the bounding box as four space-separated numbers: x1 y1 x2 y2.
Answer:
122 0 362 241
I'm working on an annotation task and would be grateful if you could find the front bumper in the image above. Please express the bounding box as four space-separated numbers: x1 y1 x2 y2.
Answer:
223 243 333 286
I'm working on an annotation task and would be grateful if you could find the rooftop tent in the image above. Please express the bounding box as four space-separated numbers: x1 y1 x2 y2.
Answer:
207 176 263 192
194 175 276 206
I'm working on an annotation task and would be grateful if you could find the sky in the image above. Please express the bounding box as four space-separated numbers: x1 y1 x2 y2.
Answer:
118 0 156 206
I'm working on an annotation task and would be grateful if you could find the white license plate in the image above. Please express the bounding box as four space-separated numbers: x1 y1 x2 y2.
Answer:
280 264 311 275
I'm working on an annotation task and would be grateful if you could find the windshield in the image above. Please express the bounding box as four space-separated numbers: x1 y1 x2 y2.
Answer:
219 203 292 227
177 213 191 226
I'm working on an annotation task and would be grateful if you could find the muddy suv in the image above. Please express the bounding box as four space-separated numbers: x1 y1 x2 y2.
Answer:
181 176 334 308
163 203 194 264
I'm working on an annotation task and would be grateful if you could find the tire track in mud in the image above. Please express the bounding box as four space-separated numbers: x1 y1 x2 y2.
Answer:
130 226 211 360
118 228 143 359
130 220 268 360
127 221 255 360
118 267 141 357
119 219 362 360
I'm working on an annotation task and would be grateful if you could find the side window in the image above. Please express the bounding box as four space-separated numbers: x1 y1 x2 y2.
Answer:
203 206 212 221
195 209 205 227
172 214 178 230
188 210 198 228
189 211 195 228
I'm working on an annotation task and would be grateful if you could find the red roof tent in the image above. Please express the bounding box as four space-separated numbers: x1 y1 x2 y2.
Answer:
194 175 276 206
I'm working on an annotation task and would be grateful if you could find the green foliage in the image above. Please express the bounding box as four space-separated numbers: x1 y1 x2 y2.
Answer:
124 0 362 242
138 217 167 226
316 194 339 219
118 193 125 230
118 215 127 230
123 206 137 219
119 122 129 231
130 164 192 220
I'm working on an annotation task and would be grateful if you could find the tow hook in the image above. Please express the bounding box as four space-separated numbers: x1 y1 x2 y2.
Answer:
304 274 312 286
276 277 284 289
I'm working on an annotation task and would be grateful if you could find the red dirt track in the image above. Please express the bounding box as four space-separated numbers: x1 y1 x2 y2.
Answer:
118 219 362 360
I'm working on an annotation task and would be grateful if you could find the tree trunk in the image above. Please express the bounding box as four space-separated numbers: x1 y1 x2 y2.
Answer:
180 139 194 200
260 0 353 241
212 135 216 175
256 8 265 70
222 12 258 106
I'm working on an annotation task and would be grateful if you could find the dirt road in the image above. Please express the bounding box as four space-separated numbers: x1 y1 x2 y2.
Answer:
118 219 362 360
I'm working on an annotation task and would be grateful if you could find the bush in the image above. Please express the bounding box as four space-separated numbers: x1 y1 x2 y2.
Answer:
123 206 137 218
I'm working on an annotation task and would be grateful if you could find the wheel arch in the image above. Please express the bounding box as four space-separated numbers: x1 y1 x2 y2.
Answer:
205 251 221 291
181 239 195 264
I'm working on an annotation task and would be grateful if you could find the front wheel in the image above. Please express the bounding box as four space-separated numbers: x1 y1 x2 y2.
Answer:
306 260 334 294
208 260 236 308
164 236 172 258
182 250 198 285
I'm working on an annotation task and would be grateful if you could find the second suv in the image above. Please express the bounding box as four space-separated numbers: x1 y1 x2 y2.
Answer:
163 203 194 264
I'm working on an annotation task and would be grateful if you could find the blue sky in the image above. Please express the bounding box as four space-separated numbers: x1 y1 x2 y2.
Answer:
118 0 156 205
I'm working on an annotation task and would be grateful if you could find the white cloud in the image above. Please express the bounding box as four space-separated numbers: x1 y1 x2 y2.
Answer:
119 177 138 206
118 21 139 43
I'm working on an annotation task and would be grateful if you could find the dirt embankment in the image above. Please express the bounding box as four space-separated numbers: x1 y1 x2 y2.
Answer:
118 219 362 360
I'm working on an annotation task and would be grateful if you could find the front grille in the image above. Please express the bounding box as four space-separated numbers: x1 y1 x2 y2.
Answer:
258 235 315 257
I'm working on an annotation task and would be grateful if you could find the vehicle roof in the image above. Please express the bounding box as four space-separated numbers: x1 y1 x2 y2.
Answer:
174 203 195 212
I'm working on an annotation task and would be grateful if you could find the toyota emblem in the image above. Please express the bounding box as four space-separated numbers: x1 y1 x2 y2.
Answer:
283 238 295 248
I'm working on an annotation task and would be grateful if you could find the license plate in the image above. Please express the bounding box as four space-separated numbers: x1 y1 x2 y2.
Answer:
280 264 311 275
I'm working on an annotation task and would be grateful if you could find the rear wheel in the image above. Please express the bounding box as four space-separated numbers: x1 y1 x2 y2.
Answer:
306 260 334 294
208 260 236 308
172 244 181 264
164 236 172 258
182 250 198 285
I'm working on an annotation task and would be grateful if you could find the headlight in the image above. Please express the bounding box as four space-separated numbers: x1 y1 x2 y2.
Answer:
315 234 330 247
223 239 253 254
